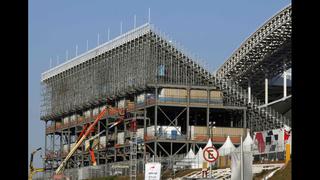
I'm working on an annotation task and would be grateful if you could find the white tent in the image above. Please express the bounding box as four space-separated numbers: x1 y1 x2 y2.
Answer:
242 131 253 152
218 136 236 156
184 148 196 160
231 134 254 180
230 151 253 180
194 147 204 169
204 138 214 149
236 132 253 152
176 148 196 168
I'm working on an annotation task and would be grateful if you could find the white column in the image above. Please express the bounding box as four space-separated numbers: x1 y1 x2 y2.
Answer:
265 77 268 105
283 70 287 98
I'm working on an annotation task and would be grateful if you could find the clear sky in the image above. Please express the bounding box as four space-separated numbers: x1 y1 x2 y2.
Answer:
29 0 291 168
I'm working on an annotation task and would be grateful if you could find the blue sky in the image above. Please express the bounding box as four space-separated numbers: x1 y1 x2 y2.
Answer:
29 0 291 168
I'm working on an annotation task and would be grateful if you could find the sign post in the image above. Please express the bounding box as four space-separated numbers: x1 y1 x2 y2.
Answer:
203 146 219 178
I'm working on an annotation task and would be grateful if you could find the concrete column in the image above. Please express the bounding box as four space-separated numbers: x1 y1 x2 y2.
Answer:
248 80 251 103
283 70 287 98
265 77 268 105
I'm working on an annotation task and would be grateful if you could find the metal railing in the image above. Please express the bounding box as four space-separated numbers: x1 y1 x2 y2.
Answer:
215 78 290 132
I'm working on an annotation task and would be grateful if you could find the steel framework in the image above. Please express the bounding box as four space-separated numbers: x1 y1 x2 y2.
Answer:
40 6 292 178
216 5 291 97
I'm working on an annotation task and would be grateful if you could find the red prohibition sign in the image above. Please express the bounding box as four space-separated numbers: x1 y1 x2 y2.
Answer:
203 146 219 163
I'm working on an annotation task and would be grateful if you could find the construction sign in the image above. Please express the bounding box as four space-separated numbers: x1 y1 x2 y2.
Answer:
145 162 161 180
203 146 219 163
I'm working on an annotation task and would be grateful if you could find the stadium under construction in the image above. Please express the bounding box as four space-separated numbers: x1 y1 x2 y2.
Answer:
40 5 291 179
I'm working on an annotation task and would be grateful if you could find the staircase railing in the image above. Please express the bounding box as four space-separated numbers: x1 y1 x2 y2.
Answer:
214 77 290 132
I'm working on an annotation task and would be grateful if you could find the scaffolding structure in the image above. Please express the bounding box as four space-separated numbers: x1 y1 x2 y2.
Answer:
40 7 291 178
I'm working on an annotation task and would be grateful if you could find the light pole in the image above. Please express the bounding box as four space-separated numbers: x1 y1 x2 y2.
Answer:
208 121 216 178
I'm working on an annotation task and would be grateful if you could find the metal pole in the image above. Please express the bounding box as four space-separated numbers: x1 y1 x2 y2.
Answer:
240 136 244 180
248 80 251 103
210 123 212 178
107 28 110 41
86 40 89 51
283 69 287 98
97 33 100 46
75 45 78 56
265 76 268 105
120 22 123 35
148 8 151 23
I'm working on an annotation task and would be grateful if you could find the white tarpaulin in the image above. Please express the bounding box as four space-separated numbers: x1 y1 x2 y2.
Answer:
230 151 253 180
218 136 236 156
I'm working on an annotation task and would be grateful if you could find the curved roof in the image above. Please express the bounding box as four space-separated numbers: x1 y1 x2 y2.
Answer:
216 5 291 87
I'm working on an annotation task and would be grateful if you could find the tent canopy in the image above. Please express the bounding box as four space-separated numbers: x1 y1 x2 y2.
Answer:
218 136 236 156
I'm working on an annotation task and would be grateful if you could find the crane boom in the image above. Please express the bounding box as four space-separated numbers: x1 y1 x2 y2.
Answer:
55 108 107 174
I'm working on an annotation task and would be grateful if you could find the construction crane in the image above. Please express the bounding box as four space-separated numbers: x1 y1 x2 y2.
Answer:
54 105 125 178
29 147 44 180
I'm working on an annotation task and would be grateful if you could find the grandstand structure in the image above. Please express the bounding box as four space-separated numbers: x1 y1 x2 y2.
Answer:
40 5 291 177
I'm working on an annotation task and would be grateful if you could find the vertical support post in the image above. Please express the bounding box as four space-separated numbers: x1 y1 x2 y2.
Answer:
97 119 101 165
187 87 190 140
144 104 147 163
283 69 287 98
207 89 210 136
154 87 158 158
248 80 251 103
68 118 71 168
60 128 63 164
265 76 268 105
53 121 56 170
44 121 47 170
240 136 244 180
105 114 108 163
243 109 247 129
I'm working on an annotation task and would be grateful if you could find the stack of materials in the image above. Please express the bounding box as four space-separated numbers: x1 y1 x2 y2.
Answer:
146 125 181 139
210 90 223 105
158 88 187 104
190 90 207 105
